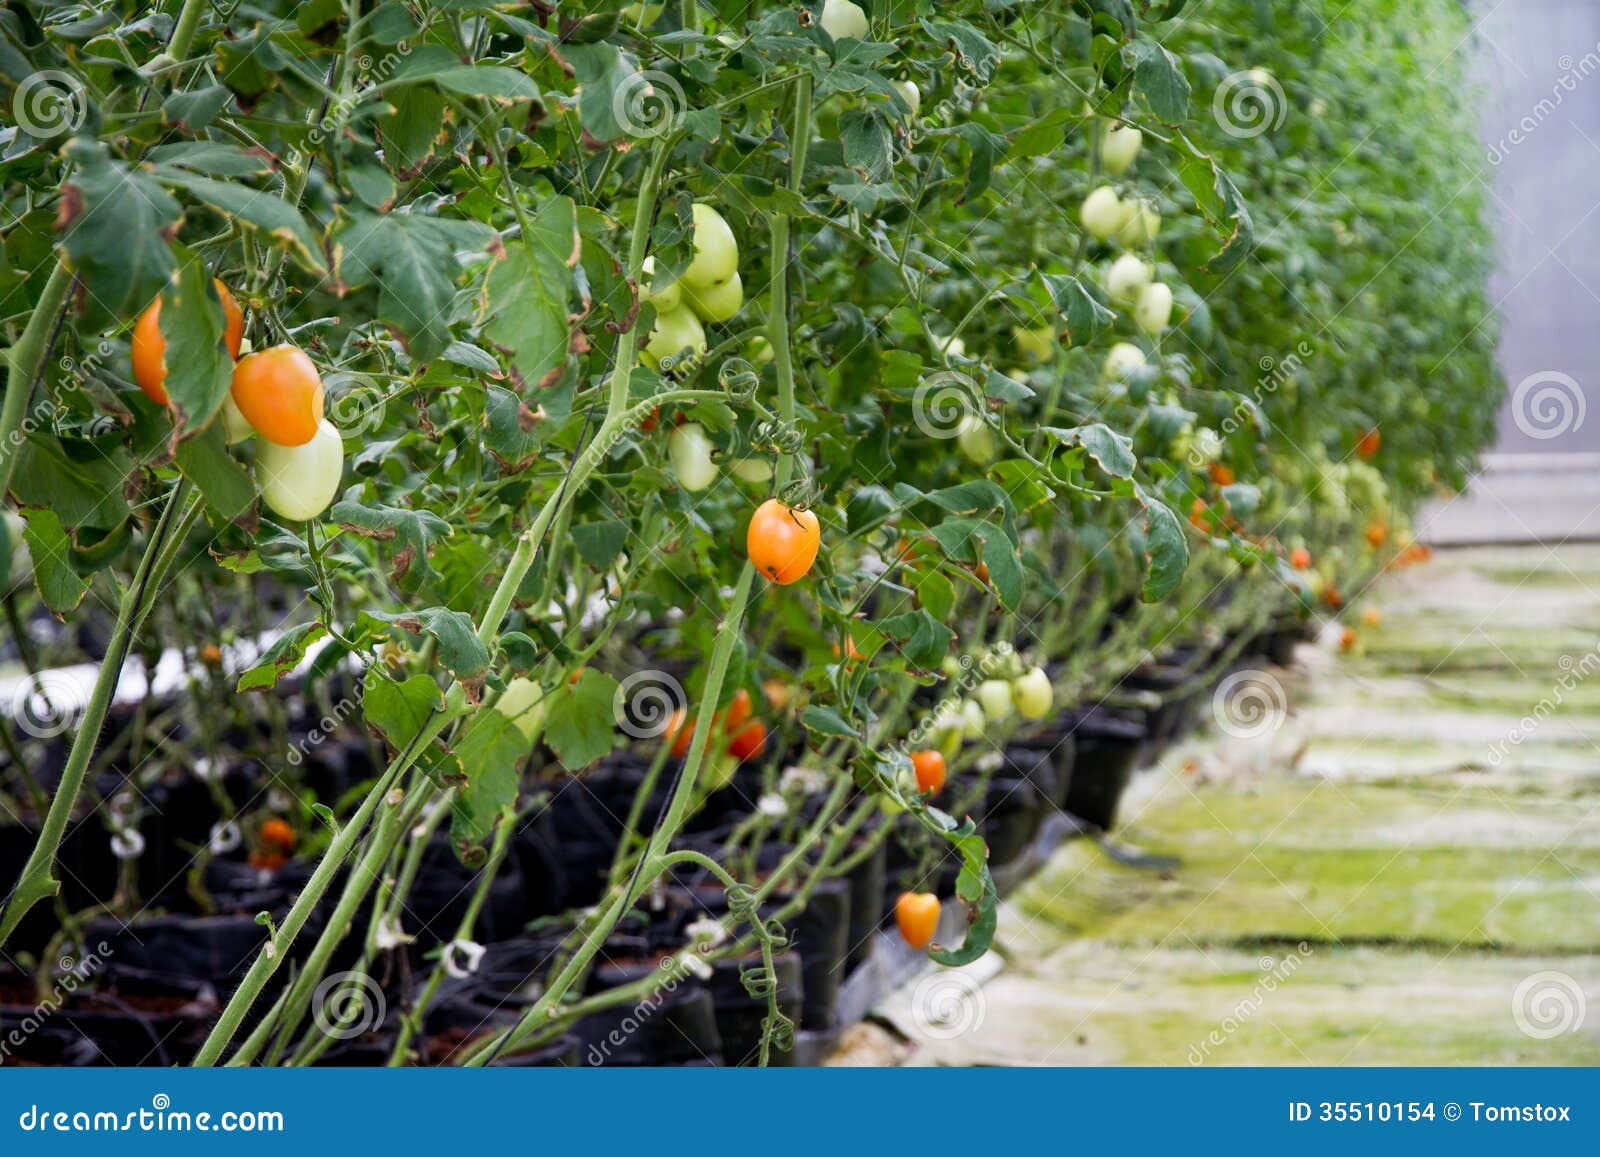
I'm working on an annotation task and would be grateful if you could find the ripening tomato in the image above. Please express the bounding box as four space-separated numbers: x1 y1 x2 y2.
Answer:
910 750 946 796
1209 462 1236 487
895 891 940 950
747 498 821 585
231 345 325 446
200 644 223 668
1365 521 1388 548
684 271 743 323
1290 546 1312 571
664 708 695 758
761 679 793 711
1362 607 1382 628
259 818 296 850
722 688 754 734
728 720 767 762
1189 498 1210 531
1323 585 1344 609
683 203 739 289
257 419 343 521
132 279 245 407
1339 626 1358 652
1356 428 1381 459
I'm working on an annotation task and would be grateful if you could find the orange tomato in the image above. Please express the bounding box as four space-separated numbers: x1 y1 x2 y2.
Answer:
722 688 754 733
1189 497 1209 531
259 818 296 850
131 279 245 406
1289 546 1312 571
230 345 325 446
895 891 940 950
1356 428 1381 460
1362 607 1382 628
249 849 288 871
1339 626 1358 652
910 750 946 796
200 644 223 667
664 708 695 758
1209 462 1235 487
832 637 864 662
747 499 821 585
728 720 767 762
1366 521 1388 548
1323 585 1343 609
972 560 990 583
761 679 793 711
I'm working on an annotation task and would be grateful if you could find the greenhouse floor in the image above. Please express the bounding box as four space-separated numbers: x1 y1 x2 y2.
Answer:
846 544 1600 1065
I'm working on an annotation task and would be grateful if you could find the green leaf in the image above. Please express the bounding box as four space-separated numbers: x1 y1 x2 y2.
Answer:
1044 423 1136 479
21 509 90 615
1135 483 1190 601
56 139 179 329
147 142 275 179
480 199 579 390
800 705 859 740
1172 130 1255 272
153 172 324 272
1128 37 1190 123
160 85 231 131
920 19 1000 84
879 609 955 670
542 668 620 770
1041 273 1115 346
924 818 998 967
449 707 530 847
571 519 629 569
377 84 445 172
331 500 452 584
563 42 642 143
8 437 131 533
335 212 495 362
979 533 1025 612
1221 481 1261 518
913 566 956 622
237 622 329 692
839 108 894 182
364 607 491 696
382 44 542 106
481 385 544 469
174 422 256 523
157 251 237 432
362 670 444 750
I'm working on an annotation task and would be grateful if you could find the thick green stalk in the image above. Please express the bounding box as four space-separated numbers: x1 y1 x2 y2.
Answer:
0 262 73 502
0 482 203 946
190 706 455 1066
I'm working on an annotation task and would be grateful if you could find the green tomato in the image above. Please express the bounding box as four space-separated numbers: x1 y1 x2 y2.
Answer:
1080 186 1131 241
959 698 986 741
747 335 775 366
1102 341 1147 381
730 456 773 484
1135 282 1174 335
1011 666 1053 721
894 79 921 117
1117 201 1162 248
956 414 998 464
977 678 1015 723
820 0 869 40
683 203 739 289
641 255 682 313
619 3 666 24
1012 324 1057 365
221 393 254 444
668 422 718 492
497 677 546 745
640 305 706 372
1099 122 1143 176
684 270 743 323
258 419 343 522
1106 253 1153 305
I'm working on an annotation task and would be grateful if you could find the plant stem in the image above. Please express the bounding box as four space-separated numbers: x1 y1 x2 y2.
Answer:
0 481 202 947
0 262 73 501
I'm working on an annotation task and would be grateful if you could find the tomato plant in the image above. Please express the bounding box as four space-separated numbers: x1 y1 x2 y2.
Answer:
0 0 1498 1068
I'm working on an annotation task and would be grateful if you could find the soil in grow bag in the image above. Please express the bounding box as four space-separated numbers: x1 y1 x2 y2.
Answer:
86 912 272 986
50 967 218 1067
977 774 1044 867
403 830 532 948
579 954 726 1067
1061 705 1149 831
842 829 888 965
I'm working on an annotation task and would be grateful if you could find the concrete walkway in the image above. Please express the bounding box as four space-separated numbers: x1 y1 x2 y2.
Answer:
863 545 1600 1065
